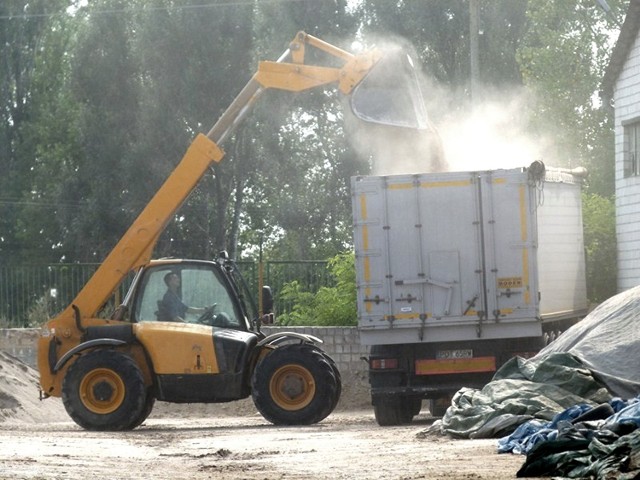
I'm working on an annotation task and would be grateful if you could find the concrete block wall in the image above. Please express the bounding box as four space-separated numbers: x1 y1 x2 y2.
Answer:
0 327 369 374
0 328 40 368
261 326 369 375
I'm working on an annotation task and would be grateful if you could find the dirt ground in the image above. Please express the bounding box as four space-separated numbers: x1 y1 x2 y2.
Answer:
0 351 533 480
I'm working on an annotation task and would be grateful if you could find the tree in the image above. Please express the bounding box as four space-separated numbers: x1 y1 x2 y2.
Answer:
582 192 617 303
130 0 256 260
516 0 625 196
357 1 527 92
235 1 364 261
13 11 82 264
0 0 75 265
516 0 625 299
57 0 144 262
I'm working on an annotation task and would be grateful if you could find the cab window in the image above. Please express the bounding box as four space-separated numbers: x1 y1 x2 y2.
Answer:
133 265 243 328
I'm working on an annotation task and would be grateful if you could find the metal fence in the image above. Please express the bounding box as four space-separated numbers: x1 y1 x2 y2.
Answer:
0 261 331 327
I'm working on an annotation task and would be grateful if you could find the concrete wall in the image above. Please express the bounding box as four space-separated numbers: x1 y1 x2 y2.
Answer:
262 326 369 375
0 327 370 374
0 328 40 367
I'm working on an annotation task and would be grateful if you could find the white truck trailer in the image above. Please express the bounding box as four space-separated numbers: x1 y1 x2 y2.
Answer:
351 161 588 425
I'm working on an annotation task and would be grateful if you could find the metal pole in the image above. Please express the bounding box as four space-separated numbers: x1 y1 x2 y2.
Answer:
469 0 480 103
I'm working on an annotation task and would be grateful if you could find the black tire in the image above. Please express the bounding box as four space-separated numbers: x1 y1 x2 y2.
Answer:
129 389 156 429
374 397 405 426
61 349 146 431
406 396 422 417
251 344 338 425
374 396 419 426
305 345 342 412
429 398 449 417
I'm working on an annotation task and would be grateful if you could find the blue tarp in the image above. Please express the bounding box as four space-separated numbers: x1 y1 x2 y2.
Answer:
511 399 640 478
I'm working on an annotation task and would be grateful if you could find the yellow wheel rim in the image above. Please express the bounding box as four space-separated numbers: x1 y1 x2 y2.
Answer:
269 364 316 411
79 368 126 414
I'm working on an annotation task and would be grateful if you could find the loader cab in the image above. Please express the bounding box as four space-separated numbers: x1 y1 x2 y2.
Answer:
129 260 253 331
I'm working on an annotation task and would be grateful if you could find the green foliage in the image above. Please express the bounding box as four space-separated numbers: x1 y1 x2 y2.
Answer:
358 0 527 90
277 252 356 326
0 0 76 266
516 0 623 196
582 193 617 303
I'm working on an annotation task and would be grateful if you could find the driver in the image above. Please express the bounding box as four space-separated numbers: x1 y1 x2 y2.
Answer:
161 272 212 322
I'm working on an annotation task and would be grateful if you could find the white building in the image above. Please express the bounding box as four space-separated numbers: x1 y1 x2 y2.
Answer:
602 0 640 291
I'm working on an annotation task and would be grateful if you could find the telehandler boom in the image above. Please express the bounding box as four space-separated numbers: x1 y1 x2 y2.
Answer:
37 31 434 430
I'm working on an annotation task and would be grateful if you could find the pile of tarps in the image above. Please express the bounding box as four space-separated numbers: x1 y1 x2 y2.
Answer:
539 285 640 400
427 285 640 477
501 398 640 477
438 353 612 439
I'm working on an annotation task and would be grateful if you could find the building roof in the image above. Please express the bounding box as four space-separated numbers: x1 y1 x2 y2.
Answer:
602 0 640 100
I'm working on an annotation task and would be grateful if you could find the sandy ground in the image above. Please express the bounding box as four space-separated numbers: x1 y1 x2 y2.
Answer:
0 351 534 480
0 410 532 480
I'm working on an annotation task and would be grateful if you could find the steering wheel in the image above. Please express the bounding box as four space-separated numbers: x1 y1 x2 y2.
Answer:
195 304 217 325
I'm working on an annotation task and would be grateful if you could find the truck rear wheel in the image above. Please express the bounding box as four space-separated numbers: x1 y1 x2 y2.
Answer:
252 344 338 425
374 396 420 426
61 349 146 431
429 398 449 417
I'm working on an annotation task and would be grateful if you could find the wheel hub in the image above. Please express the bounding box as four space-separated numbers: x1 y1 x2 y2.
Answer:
280 374 304 399
92 380 114 402
270 364 316 411
79 367 126 414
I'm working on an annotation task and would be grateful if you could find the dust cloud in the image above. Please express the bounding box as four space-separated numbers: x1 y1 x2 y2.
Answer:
434 89 551 173
345 36 550 176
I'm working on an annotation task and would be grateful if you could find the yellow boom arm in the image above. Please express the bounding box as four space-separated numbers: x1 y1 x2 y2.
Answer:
60 32 383 322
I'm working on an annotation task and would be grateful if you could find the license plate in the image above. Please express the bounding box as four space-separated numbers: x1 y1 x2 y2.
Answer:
436 349 473 360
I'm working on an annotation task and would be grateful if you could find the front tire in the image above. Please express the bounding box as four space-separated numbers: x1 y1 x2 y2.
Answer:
62 349 146 431
129 389 156 429
252 344 338 425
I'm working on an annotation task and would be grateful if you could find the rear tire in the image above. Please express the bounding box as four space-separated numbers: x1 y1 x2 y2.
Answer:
429 398 449 417
62 349 146 431
374 397 404 426
407 396 422 417
374 396 420 426
252 344 337 425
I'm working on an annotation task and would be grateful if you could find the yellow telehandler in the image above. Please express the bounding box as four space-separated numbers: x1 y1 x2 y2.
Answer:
37 31 438 430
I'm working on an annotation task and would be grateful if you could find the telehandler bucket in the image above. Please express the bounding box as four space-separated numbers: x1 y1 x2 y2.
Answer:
350 51 429 130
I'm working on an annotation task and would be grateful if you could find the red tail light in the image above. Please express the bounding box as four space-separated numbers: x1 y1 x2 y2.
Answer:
370 358 399 370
